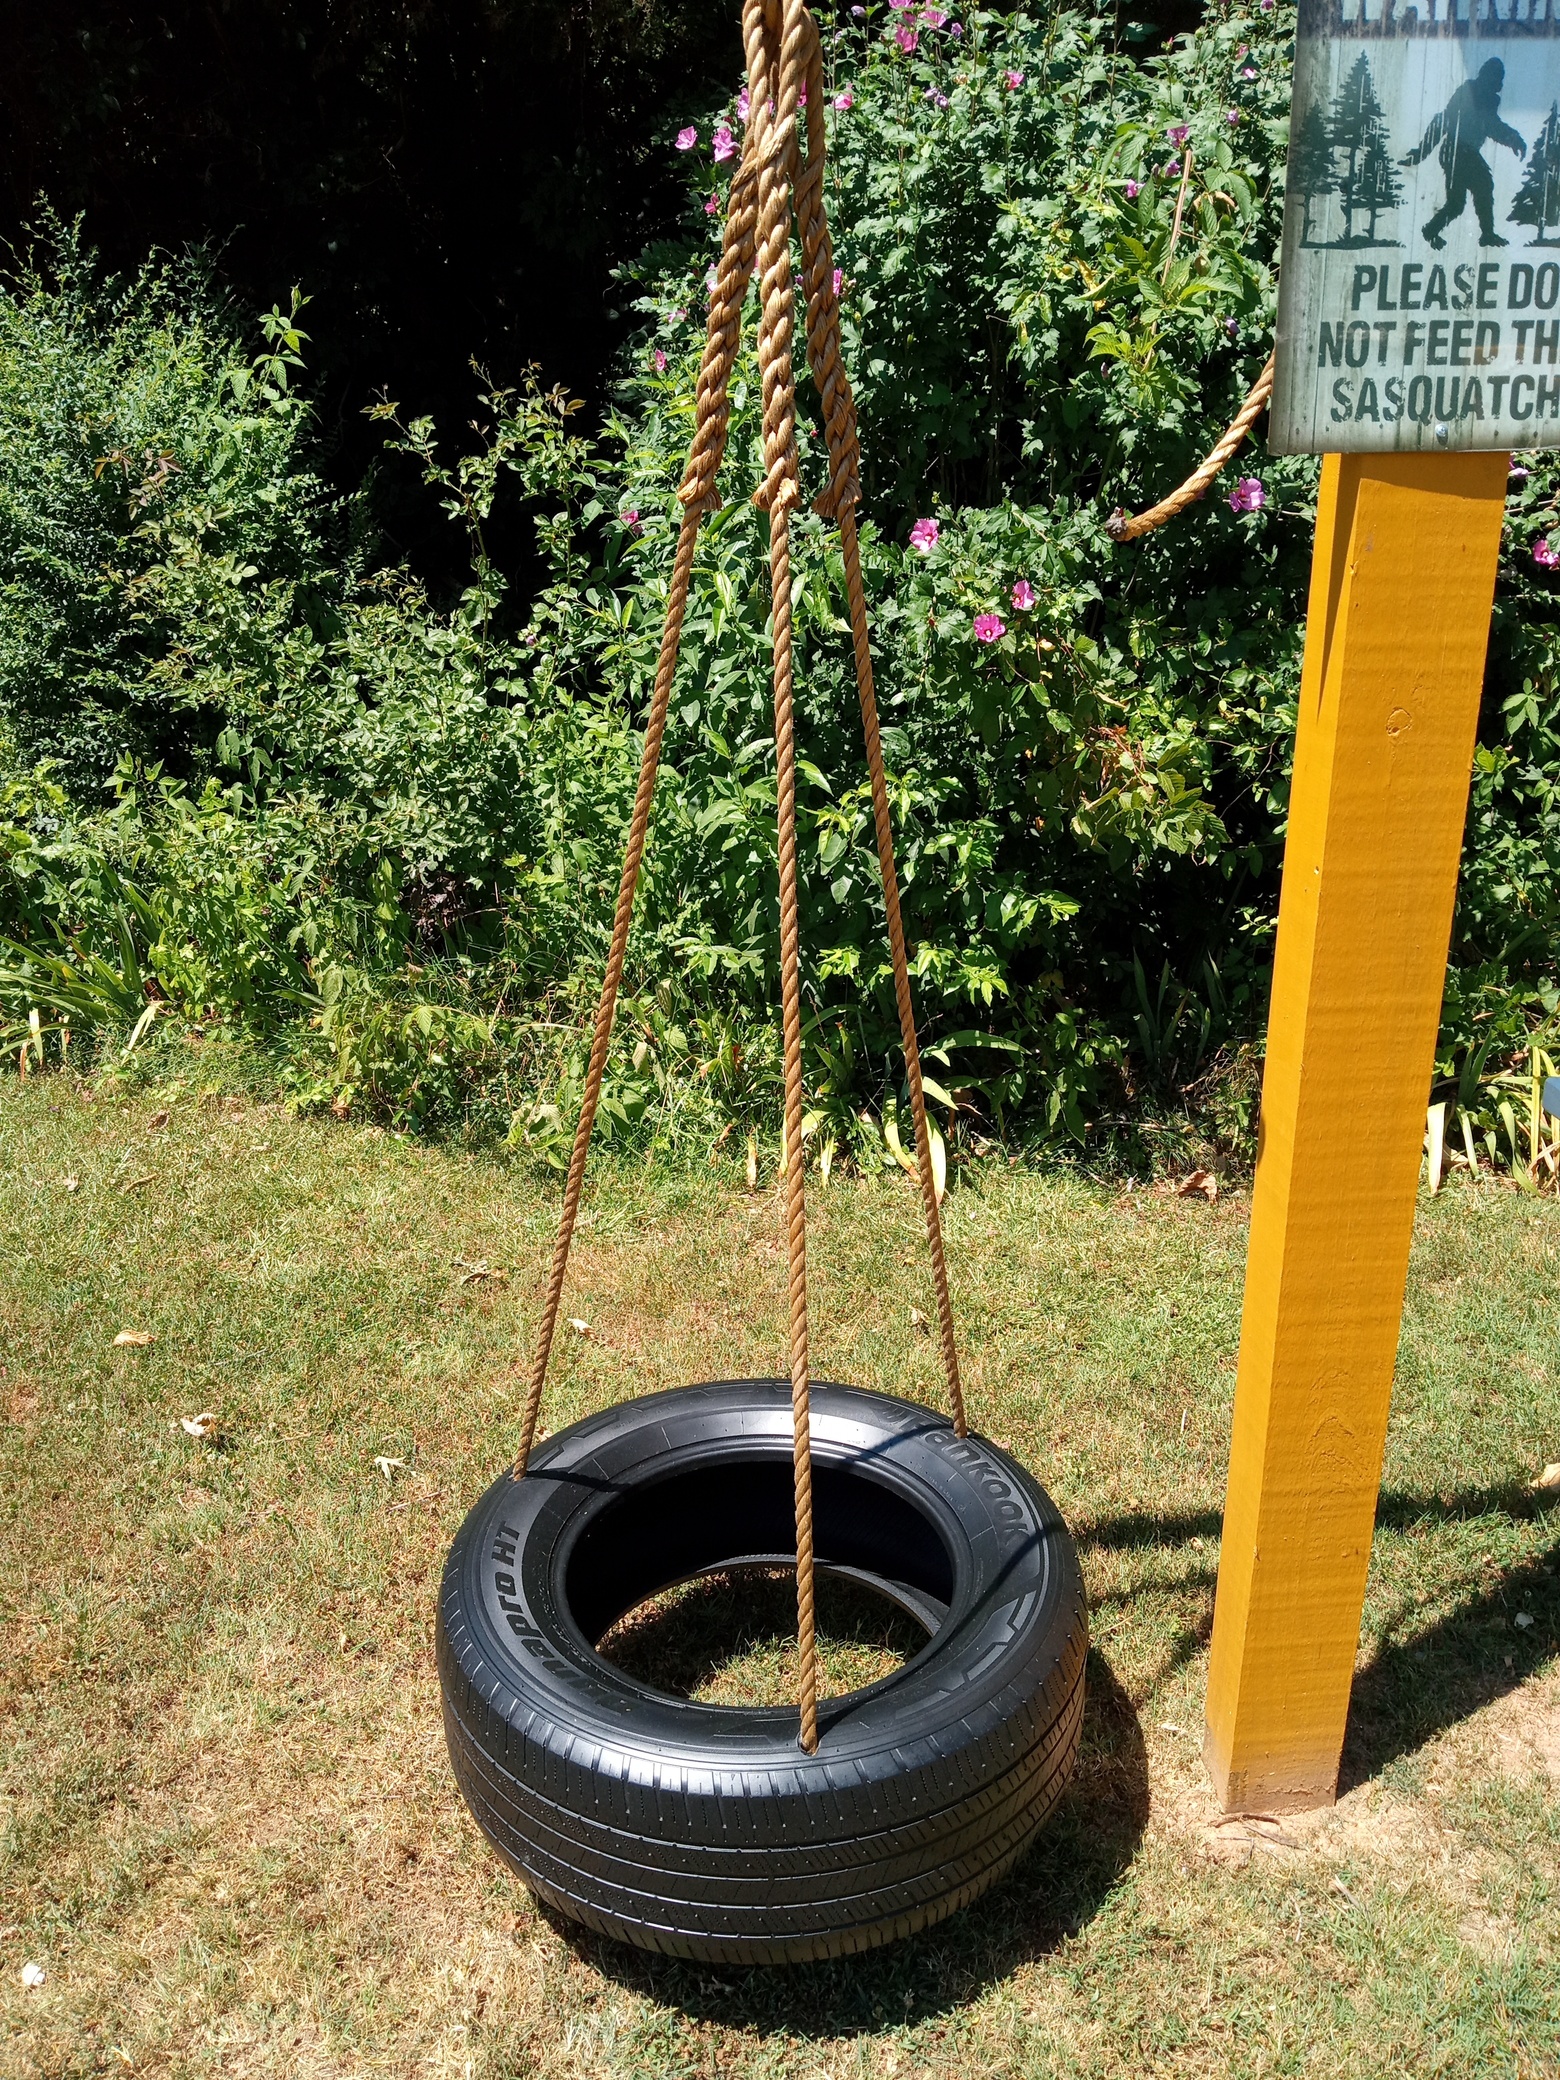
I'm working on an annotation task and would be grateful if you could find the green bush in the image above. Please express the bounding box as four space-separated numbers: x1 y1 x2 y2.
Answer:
3 5 1559 1172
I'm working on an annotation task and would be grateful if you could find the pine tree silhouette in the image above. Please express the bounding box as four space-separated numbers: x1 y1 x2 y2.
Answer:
1511 102 1560 246
1330 54 1398 246
1291 101 1337 246
1356 126 1404 242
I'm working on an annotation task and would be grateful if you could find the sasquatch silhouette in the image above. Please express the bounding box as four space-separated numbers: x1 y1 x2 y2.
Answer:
1404 58 1527 249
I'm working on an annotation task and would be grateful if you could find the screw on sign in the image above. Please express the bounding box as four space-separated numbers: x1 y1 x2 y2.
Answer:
1271 0 1560 455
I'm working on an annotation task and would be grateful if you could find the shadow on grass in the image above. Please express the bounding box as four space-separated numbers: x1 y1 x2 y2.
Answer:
554 1649 1147 2034
540 1485 1554 2028
1078 1483 1559 1789
1341 1512 1560 1793
1075 1480 1557 1555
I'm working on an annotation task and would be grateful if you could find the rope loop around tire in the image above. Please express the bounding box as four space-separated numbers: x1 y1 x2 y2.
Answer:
510 0 967 1755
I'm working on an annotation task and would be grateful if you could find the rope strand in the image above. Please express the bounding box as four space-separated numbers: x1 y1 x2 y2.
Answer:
746 0 818 1752
511 504 702 1480
514 1 966 1755
1105 355 1275 543
837 508 967 1435
791 13 965 1433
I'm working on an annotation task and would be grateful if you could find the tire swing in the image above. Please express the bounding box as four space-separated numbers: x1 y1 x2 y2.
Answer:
437 0 1088 1965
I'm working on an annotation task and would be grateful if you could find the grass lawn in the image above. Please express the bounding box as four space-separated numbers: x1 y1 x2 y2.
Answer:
2 1059 1558 2078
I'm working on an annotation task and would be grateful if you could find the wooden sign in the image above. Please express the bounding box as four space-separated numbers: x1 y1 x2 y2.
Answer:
1271 1 1560 453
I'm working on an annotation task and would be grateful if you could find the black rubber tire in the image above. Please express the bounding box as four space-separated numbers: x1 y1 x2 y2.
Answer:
436 1378 1088 1964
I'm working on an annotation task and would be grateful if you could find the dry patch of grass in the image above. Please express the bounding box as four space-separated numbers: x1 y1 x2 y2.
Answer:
1 1070 1557 2078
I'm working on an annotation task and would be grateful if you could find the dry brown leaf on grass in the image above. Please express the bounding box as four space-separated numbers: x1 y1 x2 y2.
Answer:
118 1173 156 1195
21 1963 46 1988
112 1330 155 1348
567 1317 591 1336
910 1306 929 1332
1532 1462 1560 1492
373 1456 407 1481
147 1109 170 1131
62 1176 78 1193
180 1412 221 1441
1176 1169 1219 1202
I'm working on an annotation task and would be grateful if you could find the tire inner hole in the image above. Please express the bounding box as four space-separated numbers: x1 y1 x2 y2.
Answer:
596 1563 930 1706
565 1452 955 1707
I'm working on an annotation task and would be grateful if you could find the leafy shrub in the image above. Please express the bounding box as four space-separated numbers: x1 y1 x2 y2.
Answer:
3 5 1559 1179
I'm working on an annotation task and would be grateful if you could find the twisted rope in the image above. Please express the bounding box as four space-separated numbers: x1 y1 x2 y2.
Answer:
745 0 817 1753
1105 354 1275 543
513 130 763 1478
511 503 703 1479
792 14 965 1436
835 506 967 1437
515 0 970 1753
679 146 759 511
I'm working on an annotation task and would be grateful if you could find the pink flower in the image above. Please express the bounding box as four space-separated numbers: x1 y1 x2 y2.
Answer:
949 18 963 32
712 124 736 161
1226 108 1241 125
1534 538 1559 568
652 349 667 373
1004 69 1024 89
909 516 940 553
1167 124 1190 144
1010 578 1036 612
1510 464 1530 481
1124 179 1141 199
833 87 855 111
924 87 949 107
890 0 914 8
705 192 720 215
974 613 1006 643
621 508 641 533
737 86 750 122
1229 477 1265 514
896 26 919 51
706 263 720 293
921 5 947 23
675 126 698 151
832 266 844 297
1224 315 1239 335
1241 65 1258 79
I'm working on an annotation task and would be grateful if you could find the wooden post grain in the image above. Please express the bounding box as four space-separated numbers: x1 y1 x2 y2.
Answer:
1203 448 1508 1815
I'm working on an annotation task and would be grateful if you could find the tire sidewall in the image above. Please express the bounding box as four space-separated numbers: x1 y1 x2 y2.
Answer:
439 1380 1085 1792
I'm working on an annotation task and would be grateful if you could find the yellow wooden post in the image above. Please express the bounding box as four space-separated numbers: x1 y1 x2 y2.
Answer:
1203 448 1509 1815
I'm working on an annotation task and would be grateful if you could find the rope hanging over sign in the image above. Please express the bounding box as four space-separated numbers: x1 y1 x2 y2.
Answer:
1105 354 1276 543
509 0 967 1756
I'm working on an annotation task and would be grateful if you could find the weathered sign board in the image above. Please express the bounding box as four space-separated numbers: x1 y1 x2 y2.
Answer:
1271 0 1560 453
